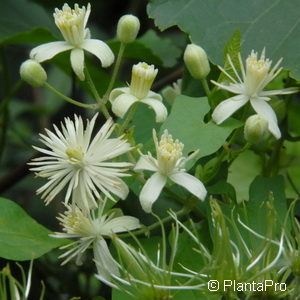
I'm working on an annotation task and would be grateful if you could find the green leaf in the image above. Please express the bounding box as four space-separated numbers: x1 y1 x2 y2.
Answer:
161 95 241 159
281 141 300 199
0 198 67 261
0 0 56 45
148 0 300 79
218 30 241 83
227 150 262 203
247 175 287 234
109 29 181 68
139 30 181 67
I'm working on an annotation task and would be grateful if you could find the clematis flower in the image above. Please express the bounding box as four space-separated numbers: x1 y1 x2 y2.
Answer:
134 129 207 213
211 49 297 139
52 203 141 281
109 62 168 122
29 114 132 211
30 3 114 80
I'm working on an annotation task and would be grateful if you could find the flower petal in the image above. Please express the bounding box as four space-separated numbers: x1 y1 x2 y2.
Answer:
170 172 207 200
140 98 168 122
30 41 73 62
140 172 167 213
93 238 119 281
111 93 138 119
212 94 249 124
81 39 114 67
147 91 163 101
102 216 141 235
109 87 130 101
211 80 244 94
260 87 298 96
134 155 158 172
70 48 85 80
250 98 281 139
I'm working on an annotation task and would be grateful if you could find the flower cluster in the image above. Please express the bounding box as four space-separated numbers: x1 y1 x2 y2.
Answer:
21 2 299 296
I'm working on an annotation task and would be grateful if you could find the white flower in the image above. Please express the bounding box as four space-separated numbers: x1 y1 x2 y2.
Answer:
109 62 168 122
211 49 297 139
52 203 141 281
30 3 114 80
29 114 132 211
134 129 207 213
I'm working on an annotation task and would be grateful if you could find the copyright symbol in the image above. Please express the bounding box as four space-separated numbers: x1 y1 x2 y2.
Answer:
208 280 219 291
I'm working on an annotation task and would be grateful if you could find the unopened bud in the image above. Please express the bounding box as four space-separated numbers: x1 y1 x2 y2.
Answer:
184 43 210 79
244 114 269 144
113 238 147 281
117 14 140 44
20 59 47 87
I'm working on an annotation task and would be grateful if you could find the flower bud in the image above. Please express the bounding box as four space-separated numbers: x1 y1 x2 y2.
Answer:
117 14 140 44
184 43 210 79
244 114 269 144
20 59 47 87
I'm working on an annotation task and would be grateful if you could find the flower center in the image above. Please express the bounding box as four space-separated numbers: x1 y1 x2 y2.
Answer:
61 206 96 236
157 130 183 175
66 147 84 164
53 3 90 46
244 50 271 96
129 62 158 99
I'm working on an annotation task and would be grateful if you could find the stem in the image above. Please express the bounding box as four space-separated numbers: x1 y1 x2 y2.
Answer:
264 138 283 177
44 82 96 109
200 78 211 97
84 67 112 120
103 42 126 102
84 67 102 105
118 103 138 133
118 208 187 238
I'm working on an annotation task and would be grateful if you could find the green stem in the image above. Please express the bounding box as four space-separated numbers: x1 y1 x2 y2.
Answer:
200 78 211 97
119 102 138 133
44 82 96 109
264 138 283 177
84 67 102 105
84 67 111 119
118 208 187 238
103 42 126 102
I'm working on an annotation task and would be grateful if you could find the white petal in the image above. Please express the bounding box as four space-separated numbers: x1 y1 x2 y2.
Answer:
102 216 141 234
170 172 207 200
140 97 168 122
250 98 281 139
134 155 158 172
30 41 73 62
212 94 249 124
109 87 130 101
260 87 298 96
139 172 167 213
111 93 138 119
211 80 244 94
147 91 163 101
70 48 85 80
93 238 119 281
81 39 114 67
